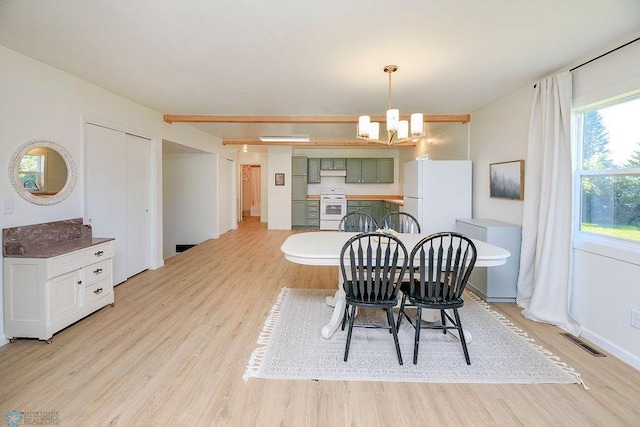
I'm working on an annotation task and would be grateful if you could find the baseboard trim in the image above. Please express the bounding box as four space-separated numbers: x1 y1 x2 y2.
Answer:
580 328 640 370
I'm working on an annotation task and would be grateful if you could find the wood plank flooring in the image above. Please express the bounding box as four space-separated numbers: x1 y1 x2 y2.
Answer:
1 217 639 426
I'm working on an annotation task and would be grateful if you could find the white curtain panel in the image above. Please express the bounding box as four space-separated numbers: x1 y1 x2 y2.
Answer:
516 71 581 336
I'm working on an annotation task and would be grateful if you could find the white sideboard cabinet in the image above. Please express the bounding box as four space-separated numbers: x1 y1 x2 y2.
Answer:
4 240 115 343
456 218 522 302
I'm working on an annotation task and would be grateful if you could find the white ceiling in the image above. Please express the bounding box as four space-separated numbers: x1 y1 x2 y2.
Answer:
1 0 639 145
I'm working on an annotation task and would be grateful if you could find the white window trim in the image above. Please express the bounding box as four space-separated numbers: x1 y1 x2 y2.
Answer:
572 94 640 266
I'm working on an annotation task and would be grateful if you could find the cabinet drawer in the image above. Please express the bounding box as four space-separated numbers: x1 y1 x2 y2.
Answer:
82 259 112 287
307 218 320 226
49 242 114 278
307 211 319 219
85 278 112 306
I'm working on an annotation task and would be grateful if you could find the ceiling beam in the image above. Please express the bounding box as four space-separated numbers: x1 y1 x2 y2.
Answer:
163 114 470 124
222 140 416 147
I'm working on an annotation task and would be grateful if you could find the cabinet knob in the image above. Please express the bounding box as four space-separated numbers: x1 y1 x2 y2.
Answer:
93 268 103 275
77 280 82 285
95 250 104 257
93 287 103 295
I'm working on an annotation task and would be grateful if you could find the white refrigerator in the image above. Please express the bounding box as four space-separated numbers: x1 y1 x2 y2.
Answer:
402 160 472 234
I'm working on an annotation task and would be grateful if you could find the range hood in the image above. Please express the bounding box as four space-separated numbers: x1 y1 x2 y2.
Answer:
320 170 347 177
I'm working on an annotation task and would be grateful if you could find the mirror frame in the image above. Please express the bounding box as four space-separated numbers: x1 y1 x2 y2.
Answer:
8 139 77 206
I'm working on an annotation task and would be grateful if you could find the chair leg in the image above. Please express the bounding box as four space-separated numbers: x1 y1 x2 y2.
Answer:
440 309 447 334
396 294 407 332
343 305 357 362
386 308 403 365
453 308 470 365
413 307 422 365
341 303 349 331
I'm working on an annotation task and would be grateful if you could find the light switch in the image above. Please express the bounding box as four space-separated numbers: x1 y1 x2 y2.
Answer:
4 199 14 214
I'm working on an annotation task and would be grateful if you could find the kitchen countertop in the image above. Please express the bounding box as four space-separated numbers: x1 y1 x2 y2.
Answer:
307 194 403 206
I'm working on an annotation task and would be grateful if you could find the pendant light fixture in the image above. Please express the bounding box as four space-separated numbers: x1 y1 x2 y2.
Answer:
356 65 425 146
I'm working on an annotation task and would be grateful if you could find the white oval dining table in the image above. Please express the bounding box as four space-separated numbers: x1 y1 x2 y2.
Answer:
281 231 511 340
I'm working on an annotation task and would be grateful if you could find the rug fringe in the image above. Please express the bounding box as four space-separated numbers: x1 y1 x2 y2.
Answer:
243 287 290 381
466 292 588 389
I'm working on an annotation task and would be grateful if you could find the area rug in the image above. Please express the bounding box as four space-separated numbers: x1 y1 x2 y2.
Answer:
244 288 584 386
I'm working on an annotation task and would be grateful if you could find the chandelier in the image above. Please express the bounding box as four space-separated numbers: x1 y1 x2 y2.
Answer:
357 65 425 146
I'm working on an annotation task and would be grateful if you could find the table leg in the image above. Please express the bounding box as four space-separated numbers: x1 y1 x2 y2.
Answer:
323 269 347 339
322 288 346 339
325 290 339 307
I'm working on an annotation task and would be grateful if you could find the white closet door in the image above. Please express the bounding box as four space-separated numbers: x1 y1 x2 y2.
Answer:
85 124 151 284
125 133 150 277
85 124 128 284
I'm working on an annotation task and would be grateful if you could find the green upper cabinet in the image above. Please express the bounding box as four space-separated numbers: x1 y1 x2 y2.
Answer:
345 158 363 183
345 158 394 183
292 156 308 175
375 158 394 183
320 158 346 170
307 158 321 183
361 158 377 183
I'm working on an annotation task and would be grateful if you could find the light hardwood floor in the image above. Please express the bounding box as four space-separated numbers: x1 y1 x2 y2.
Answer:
1 217 639 426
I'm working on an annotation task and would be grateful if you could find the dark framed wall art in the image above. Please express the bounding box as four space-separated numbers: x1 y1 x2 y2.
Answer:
275 173 285 186
490 160 524 200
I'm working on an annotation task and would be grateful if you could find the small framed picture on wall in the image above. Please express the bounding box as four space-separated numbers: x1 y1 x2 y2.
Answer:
275 173 285 186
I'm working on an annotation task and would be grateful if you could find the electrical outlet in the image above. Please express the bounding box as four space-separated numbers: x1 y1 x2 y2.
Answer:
632 309 640 330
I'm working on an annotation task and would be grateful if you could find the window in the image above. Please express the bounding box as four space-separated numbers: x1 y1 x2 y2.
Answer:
575 95 640 243
19 153 45 191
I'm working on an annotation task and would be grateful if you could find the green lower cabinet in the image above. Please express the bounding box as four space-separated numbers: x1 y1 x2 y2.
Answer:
292 201 307 228
307 200 320 228
347 200 374 218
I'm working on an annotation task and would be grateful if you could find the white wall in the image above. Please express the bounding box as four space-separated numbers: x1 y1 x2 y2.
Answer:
267 146 293 230
569 36 640 369
163 153 217 259
0 45 233 346
468 36 640 369
469 87 531 224
413 122 470 161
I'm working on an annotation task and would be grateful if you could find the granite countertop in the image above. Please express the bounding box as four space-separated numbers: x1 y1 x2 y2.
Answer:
5 237 114 259
3 218 116 258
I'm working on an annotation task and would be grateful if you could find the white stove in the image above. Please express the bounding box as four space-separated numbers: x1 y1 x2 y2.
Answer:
319 188 347 230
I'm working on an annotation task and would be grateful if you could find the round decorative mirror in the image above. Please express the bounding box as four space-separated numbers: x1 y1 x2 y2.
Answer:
8 140 77 206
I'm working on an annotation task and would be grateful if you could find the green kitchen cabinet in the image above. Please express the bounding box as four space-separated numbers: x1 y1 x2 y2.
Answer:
292 156 308 175
375 158 394 183
360 158 377 183
320 158 346 170
307 200 320 228
307 158 321 183
347 200 373 217
292 200 308 228
345 159 362 183
291 175 308 200
345 158 394 183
